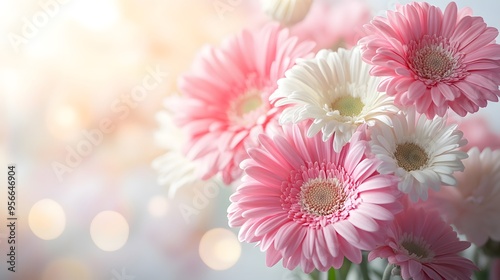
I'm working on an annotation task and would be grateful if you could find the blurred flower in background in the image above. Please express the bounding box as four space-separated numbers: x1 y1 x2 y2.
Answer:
290 0 371 51
260 0 314 26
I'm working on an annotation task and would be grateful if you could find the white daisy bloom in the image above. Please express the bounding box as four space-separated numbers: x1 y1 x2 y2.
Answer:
260 0 313 26
368 109 468 202
270 46 398 152
152 101 205 198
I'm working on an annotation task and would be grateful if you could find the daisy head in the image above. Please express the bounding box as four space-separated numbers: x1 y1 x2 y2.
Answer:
228 122 401 273
423 147 500 246
270 46 399 152
368 206 477 280
359 2 500 118
173 23 315 184
368 109 467 202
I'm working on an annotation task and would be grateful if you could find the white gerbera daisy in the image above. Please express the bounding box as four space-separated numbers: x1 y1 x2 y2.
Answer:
152 101 205 198
260 0 313 26
270 46 398 152
368 109 468 202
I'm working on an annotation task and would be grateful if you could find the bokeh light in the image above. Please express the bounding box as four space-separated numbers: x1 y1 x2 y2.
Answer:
90 211 129 251
148 195 168 217
29 199 66 240
199 228 241 271
41 258 93 280
45 105 82 139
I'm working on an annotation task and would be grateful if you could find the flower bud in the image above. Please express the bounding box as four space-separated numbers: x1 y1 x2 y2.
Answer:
260 0 313 26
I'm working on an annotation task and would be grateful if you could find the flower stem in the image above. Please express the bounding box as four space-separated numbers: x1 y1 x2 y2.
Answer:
331 269 340 280
382 263 394 280
319 270 329 280
359 253 370 280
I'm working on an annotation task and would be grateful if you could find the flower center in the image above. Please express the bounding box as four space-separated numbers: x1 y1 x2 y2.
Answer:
400 235 434 261
331 96 364 117
228 88 267 127
300 178 346 216
407 35 467 85
236 89 263 116
281 162 360 228
415 47 455 79
394 142 429 171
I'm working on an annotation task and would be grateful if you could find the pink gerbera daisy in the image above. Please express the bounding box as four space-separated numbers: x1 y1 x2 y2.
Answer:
173 24 315 184
228 123 401 273
368 206 477 280
291 0 371 51
359 2 500 118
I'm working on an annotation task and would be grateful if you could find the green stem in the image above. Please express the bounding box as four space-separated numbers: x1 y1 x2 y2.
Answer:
332 269 341 280
359 253 370 280
310 270 319 280
382 263 393 280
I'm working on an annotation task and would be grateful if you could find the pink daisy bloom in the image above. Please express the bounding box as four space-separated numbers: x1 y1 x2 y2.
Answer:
291 0 371 52
368 206 477 280
359 2 500 118
228 123 401 273
173 24 315 184
419 147 500 246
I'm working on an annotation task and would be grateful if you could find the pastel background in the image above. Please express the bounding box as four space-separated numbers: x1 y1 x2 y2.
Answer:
1 0 499 279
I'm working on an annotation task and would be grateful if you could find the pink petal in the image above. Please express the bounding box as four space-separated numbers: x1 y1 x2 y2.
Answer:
349 211 380 232
265 244 282 267
333 220 360 245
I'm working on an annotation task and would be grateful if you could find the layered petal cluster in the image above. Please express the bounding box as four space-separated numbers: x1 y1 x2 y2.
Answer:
368 109 467 202
271 47 398 152
228 122 401 273
359 2 500 118
422 148 500 246
174 23 315 184
369 206 476 280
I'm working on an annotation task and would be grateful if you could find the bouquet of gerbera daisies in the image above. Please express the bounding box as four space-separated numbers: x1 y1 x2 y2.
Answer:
154 1 500 279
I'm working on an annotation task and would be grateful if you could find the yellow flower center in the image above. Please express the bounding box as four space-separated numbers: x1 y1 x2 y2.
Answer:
236 89 262 116
228 88 266 126
331 96 364 117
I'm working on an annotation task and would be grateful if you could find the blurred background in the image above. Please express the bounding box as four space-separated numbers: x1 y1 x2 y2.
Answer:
1 0 499 279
